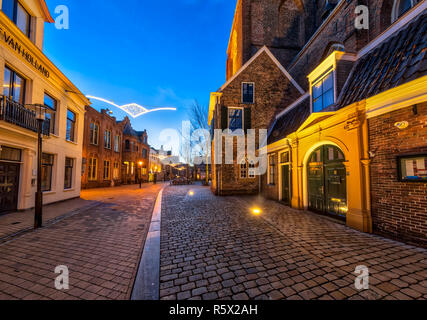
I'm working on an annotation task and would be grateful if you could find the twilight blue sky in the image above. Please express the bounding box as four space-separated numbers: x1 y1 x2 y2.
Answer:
43 0 236 154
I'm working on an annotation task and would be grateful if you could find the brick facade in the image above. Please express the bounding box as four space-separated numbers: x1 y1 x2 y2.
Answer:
82 107 123 189
212 49 301 195
369 103 427 246
82 109 150 189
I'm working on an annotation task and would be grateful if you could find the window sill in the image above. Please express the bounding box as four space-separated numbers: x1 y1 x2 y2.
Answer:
66 140 78 145
64 188 75 192
43 191 56 196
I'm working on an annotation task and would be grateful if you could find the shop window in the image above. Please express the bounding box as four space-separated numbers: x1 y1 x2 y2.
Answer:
312 69 334 112
392 0 414 22
268 154 276 185
2 0 31 37
64 158 74 189
3 66 26 104
131 162 135 175
104 130 111 149
66 110 76 142
242 82 254 104
44 93 57 135
114 135 120 152
88 158 98 181
41 153 54 192
90 122 99 145
398 154 427 182
228 108 243 131
103 160 111 180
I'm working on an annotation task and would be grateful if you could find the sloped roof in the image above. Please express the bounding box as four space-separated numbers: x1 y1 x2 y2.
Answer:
267 96 311 145
338 11 427 108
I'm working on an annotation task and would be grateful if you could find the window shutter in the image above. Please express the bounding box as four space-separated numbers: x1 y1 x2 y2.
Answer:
244 107 251 133
221 106 228 130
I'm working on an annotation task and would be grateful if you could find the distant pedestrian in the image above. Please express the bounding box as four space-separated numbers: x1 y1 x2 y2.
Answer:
153 173 157 184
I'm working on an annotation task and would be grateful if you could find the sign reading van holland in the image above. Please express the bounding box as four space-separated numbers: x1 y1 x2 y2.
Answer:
0 26 50 78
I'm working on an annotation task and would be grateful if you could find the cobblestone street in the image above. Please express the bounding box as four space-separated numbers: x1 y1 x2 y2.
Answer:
160 186 427 300
0 184 163 300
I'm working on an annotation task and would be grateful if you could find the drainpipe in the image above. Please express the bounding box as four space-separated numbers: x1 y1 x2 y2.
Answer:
286 138 293 207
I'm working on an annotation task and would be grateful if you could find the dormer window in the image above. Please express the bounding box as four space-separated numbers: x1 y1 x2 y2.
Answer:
2 0 31 37
392 0 415 23
312 69 334 112
242 82 254 104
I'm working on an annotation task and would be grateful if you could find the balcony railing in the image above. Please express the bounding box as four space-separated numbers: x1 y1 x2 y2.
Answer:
0 95 50 136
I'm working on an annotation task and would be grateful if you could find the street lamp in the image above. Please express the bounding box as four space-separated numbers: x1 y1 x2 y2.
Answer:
33 104 47 229
138 161 143 188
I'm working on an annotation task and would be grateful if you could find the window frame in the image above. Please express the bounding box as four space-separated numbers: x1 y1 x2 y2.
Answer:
248 160 256 179
392 0 415 23
2 0 32 38
227 107 244 132
90 122 99 145
240 159 247 179
44 92 57 135
41 153 54 192
88 157 98 181
64 157 74 190
66 109 77 142
241 82 255 104
268 154 276 185
4 65 26 104
103 160 111 180
104 130 112 149
114 135 120 153
311 68 335 113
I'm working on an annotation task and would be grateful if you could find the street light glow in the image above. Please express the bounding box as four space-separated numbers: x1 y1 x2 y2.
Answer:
251 208 262 216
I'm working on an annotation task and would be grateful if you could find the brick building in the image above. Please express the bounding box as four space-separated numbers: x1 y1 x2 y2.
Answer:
209 0 426 246
81 107 123 189
121 118 150 184
82 110 150 188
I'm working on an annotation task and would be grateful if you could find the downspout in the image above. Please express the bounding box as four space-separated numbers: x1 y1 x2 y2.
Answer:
286 138 293 207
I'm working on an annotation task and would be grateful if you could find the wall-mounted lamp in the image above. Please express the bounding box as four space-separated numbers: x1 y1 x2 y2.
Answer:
394 121 409 130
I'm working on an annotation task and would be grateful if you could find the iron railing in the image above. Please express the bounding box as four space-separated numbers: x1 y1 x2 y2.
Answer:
0 95 50 136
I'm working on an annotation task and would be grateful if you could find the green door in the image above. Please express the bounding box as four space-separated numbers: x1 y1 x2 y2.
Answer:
281 165 291 206
307 145 347 218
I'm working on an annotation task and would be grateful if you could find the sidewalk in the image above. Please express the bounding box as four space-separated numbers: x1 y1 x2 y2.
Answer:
0 198 99 242
0 183 164 300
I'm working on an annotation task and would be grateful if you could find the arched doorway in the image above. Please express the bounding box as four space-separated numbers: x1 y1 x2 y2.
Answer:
307 145 347 218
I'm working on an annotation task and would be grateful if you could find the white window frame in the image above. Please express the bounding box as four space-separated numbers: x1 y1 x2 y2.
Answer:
241 82 255 104
240 159 247 179
248 160 256 179
310 68 336 113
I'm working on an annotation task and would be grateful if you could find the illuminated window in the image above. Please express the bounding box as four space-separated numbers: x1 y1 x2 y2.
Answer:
268 154 276 185
242 82 254 104
103 160 111 180
2 0 31 37
113 162 120 179
392 0 414 22
228 107 243 131
88 158 98 181
312 70 334 112
4 66 26 104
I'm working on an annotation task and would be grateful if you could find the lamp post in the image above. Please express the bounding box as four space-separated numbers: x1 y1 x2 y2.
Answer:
138 161 143 188
33 104 47 229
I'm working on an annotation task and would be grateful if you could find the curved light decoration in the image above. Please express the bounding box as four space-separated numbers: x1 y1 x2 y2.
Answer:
86 95 176 119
